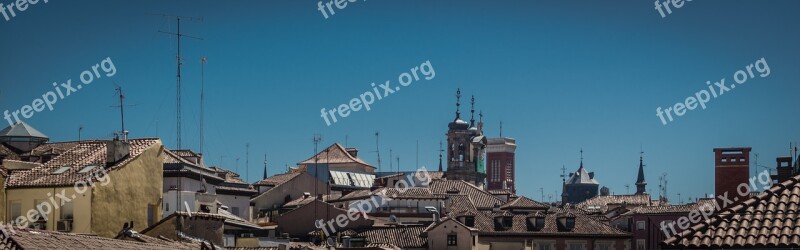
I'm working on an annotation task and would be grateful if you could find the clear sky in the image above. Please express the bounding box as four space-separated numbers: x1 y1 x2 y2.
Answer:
1 0 798 203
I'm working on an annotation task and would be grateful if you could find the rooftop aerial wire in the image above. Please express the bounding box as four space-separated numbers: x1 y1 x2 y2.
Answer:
152 13 204 149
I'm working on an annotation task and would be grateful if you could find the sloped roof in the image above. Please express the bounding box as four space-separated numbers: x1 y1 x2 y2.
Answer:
0 227 198 249
500 195 550 210
297 143 373 168
430 180 504 209
576 194 652 213
0 121 48 139
253 171 301 186
663 174 800 248
624 199 714 216
566 164 599 185
357 226 427 249
7 139 160 188
469 207 630 237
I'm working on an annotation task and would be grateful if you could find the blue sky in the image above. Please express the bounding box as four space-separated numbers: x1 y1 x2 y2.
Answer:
1 0 798 203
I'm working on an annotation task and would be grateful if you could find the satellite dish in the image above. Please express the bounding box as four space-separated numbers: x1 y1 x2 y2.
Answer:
389 214 398 223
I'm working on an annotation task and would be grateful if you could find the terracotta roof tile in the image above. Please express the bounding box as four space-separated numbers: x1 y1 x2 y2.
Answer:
500 196 550 210
297 143 373 168
356 225 427 248
0 227 198 249
576 194 652 213
430 180 503 209
254 172 302 186
7 139 160 188
663 175 800 248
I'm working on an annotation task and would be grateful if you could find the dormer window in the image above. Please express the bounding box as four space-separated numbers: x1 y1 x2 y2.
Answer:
526 212 546 231
557 213 576 231
460 216 475 227
494 216 513 230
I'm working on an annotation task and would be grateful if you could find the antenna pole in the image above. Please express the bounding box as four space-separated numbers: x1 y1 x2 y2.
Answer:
155 14 203 149
78 126 83 141
200 56 207 155
375 131 381 171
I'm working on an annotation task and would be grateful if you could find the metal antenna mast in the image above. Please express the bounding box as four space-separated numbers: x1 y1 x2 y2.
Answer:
154 14 203 149
78 126 83 141
200 56 207 155
374 131 381 171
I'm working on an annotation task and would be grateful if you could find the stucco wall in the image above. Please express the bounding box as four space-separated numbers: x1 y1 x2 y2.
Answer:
251 173 326 215
427 219 474 250
6 186 92 233
91 141 164 237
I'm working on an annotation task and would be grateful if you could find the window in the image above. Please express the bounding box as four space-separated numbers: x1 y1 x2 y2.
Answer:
78 165 97 173
165 202 170 212
60 197 74 220
637 220 646 230
447 234 457 246
463 216 475 227
597 242 612 250
232 207 240 217
568 243 584 250
52 166 71 175
10 201 21 224
538 245 552 250
147 205 156 226
636 239 646 250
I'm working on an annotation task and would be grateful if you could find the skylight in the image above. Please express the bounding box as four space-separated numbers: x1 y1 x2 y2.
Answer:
52 166 71 175
78 165 97 173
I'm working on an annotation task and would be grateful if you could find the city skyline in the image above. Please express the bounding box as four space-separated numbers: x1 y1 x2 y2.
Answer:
2 0 799 203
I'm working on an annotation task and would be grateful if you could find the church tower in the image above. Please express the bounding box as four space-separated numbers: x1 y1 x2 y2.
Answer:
445 89 487 188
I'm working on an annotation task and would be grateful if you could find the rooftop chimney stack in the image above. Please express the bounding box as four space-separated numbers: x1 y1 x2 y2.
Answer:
714 147 751 206
107 138 131 165
773 157 793 183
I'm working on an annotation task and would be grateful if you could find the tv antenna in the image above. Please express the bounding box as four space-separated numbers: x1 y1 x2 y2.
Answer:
374 131 381 171
111 84 135 140
200 56 207 155
152 13 204 149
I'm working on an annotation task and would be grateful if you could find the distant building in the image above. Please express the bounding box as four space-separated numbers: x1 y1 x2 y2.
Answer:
561 158 600 205
486 137 516 193
611 199 714 250
444 89 487 188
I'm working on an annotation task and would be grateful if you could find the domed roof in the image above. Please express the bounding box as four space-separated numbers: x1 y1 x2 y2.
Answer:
448 119 469 130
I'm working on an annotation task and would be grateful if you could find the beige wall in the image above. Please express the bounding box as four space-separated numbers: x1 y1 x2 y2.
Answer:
0 176 5 222
91 141 164 237
6 186 92 233
251 172 326 218
426 219 475 250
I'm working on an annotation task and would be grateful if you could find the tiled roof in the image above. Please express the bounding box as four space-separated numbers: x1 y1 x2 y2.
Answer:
215 185 258 194
430 180 504 209
446 194 479 216
470 207 630 237
23 141 79 157
0 143 21 160
625 199 715 215
663 175 800 248
565 164 599 185
253 172 301 186
357 225 427 248
576 194 652 213
488 189 514 195
0 227 198 249
379 187 445 200
500 195 550 210
7 139 160 188
297 143 373 168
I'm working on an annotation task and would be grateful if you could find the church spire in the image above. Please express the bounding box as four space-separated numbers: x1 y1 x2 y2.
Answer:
470 95 475 127
263 153 268 180
438 140 443 172
455 88 462 120
636 149 647 194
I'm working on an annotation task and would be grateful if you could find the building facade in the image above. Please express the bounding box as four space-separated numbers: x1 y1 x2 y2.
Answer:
486 138 516 193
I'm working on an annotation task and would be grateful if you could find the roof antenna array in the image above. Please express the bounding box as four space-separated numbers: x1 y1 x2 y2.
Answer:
151 13 204 149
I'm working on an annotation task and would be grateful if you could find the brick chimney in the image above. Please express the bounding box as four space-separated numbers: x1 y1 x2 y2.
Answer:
714 147 751 207
773 157 793 183
345 148 358 158
107 138 131 165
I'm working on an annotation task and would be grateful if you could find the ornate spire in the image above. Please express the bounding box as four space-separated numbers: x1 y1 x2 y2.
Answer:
470 95 475 127
579 148 584 169
438 140 443 172
636 149 647 194
455 88 462 120
263 154 268 180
